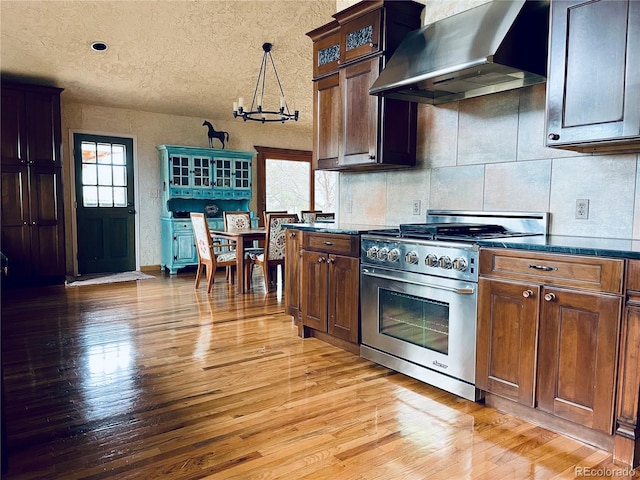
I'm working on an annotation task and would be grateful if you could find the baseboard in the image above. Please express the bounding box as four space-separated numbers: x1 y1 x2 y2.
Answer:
140 265 162 273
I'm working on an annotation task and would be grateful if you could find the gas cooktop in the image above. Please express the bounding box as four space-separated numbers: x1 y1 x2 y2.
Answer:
367 210 549 243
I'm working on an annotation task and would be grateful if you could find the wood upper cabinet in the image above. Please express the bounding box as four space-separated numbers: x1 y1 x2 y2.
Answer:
307 0 423 172
300 232 360 344
478 249 624 435
339 9 382 64
1 82 65 286
477 278 540 407
2 84 62 168
546 0 640 152
313 74 341 170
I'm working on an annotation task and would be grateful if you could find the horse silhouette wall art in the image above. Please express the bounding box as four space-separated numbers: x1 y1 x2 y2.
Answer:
202 121 229 149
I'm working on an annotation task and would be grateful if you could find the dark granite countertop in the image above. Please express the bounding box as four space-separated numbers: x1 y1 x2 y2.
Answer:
282 222 392 235
283 223 640 259
477 235 640 260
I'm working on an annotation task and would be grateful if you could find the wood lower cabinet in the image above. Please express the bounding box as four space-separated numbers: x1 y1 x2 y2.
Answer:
478 249 624 445
1 82 65 286
297 231 360 351
615 260 640 467
285 229 302 321
536 286 621 433
477 278 540 407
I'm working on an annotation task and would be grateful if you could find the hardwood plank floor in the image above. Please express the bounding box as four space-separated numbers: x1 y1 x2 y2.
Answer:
1 270 637 479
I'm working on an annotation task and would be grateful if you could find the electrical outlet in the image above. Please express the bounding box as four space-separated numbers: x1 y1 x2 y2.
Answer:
575 199 589 219
412 200 421 215
346 199 352 214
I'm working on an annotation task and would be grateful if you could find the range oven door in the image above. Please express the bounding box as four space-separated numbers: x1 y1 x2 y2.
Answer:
360 265 479 400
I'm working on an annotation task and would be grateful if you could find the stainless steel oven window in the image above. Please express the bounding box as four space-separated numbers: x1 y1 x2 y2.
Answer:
379 289 449 355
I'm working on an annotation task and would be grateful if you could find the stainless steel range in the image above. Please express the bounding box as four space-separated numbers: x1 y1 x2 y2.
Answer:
359 210 548 401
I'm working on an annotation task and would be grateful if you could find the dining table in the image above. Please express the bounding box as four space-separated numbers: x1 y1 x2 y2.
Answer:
209 227 266 294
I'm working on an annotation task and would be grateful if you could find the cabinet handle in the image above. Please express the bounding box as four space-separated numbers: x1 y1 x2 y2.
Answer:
369 42 378 48
548 133 560 141
323 241 334 245
318 257 326 263
529 264 558 272
522 290 533 298
328 258 335 264
544 293 556 302
290 232 296 237
368 154 376 160
32 221 36 225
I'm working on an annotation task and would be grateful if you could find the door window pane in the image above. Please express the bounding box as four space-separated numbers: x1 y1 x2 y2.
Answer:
80 141 128 207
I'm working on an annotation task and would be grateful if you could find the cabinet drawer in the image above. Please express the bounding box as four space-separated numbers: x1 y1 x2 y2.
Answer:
627 260 640 292
172 221 193 231
303 232 359 257
480 248 624 294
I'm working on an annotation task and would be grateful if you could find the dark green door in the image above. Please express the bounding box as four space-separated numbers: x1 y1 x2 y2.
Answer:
74 134 135 274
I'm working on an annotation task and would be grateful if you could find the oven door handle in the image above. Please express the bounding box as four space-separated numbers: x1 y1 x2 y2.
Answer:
361 268 475 295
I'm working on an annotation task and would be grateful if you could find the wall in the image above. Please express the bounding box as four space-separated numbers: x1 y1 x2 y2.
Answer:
61 102 313 272
336 0 640 240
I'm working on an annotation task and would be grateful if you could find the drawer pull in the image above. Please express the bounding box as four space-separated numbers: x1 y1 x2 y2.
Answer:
323 241 334 245
522 290 533 298
544 293 556 302
529 264 558 272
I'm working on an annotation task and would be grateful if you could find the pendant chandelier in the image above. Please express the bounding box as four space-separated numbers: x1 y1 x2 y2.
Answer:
233 43 299 123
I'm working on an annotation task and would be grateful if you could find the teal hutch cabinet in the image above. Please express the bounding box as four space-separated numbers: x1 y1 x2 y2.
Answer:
158 145 256 274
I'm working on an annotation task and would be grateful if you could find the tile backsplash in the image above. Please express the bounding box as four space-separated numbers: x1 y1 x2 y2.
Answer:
338 84 640 239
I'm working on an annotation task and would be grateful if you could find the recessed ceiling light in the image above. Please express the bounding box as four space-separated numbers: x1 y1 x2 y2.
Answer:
90 41 109 52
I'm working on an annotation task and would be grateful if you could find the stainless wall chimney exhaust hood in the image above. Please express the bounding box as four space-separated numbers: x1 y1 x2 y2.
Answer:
369 0 550 105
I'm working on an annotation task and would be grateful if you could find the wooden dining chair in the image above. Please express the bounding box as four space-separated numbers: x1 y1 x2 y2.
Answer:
223 210 261 287
190 212 238 293
315 212 335 222
251 213 299 290
301 210 322 223
261 210 288 227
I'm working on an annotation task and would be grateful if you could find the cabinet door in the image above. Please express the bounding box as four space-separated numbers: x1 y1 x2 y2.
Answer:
340 57 379 167
537 287 622 433
26 91 62 167
327 254 359 343
1 88 27 166
285 230 302 320
28 167 65 277
191 155 212 189
173 229 197 264
168 155 193 197
476 278 540 406
231 159 252 193
314 74 341 170
301 250 329 332
339 9 381 64
546 0 640 147
0 165 32 278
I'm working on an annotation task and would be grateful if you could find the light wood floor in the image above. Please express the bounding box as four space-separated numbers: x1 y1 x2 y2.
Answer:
1 270 637 479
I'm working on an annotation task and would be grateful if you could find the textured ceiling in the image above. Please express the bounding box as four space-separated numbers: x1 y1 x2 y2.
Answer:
0 0 337 129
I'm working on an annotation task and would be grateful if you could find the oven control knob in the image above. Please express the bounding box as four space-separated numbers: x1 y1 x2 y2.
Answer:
438 256 453 269
404 251 418 264
366 246 379 259
425 254 439 267
388 249 401 262
377 248 389 260
453 257 468 271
